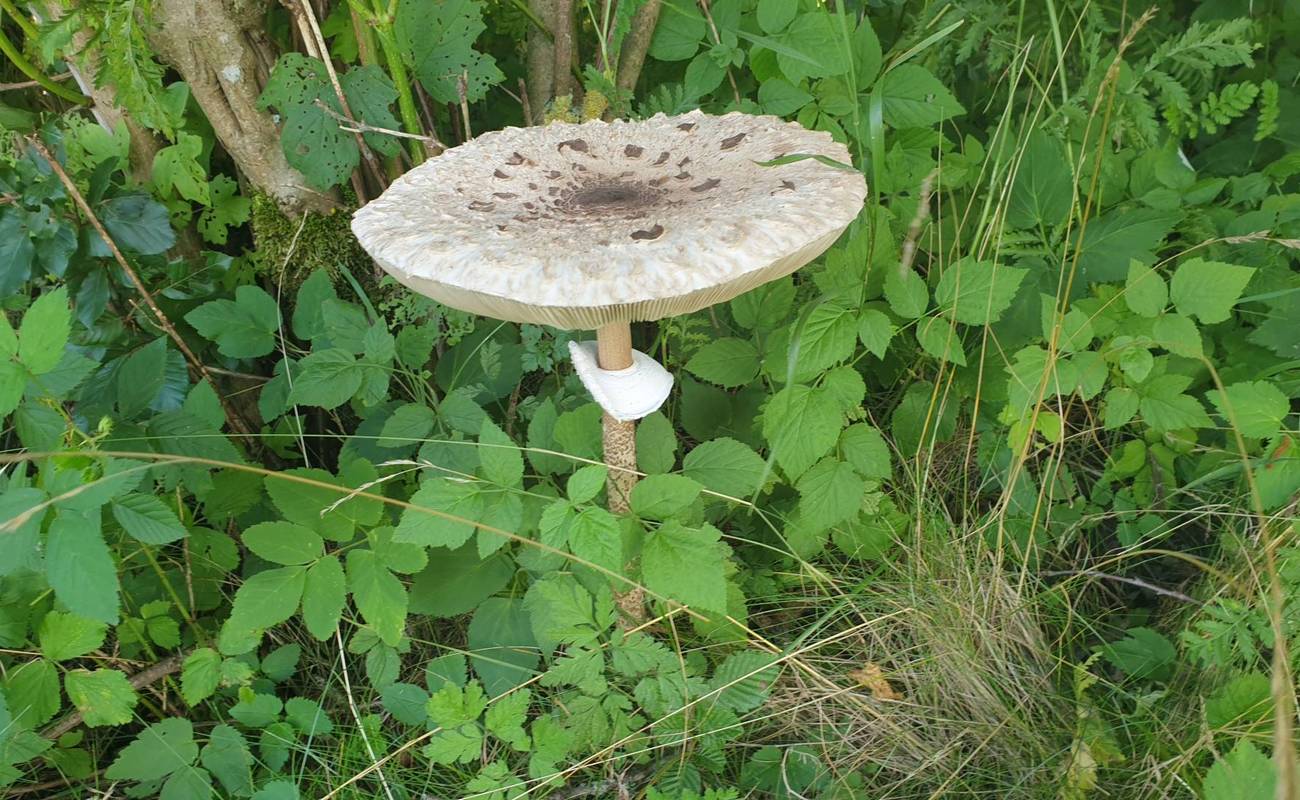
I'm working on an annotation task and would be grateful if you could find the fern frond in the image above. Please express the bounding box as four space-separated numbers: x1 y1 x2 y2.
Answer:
1198 81 1258 135
1255 79 1279 141
94 0 174 138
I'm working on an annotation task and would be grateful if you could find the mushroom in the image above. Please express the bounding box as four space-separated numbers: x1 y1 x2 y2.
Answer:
352 110 866 513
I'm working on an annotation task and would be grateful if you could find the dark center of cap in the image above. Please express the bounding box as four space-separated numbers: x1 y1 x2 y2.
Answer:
571 183 647 212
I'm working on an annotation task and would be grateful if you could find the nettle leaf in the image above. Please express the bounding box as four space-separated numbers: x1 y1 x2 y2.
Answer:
1124 260 1168 318
879 64 965 128
1169 258 1255 323
839 423 891 481
796 458 865 532
112 493 188 544
242 521 324 566
394 0 504 104
1208 381 1289 438
762 384 841 480
567 507 623 575
642 521 727 612
686 338 760 387
185 285 280 359
630 474 703 519
933 258 1027 325
346 549 408 646
64 668 138 727
682 437 767 498
17 286 70 375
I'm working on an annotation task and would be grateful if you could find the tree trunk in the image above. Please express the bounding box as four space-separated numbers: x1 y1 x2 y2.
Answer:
147 0 334 215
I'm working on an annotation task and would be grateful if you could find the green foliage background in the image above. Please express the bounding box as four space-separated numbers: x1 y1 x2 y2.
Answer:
0 0 1298 798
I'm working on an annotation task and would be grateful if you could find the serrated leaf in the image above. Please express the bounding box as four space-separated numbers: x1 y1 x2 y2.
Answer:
479 419 524 487
181 648 222 706
762 384 841 480
795 458 865 532
630 474 703 519
394 0 504 104
242 521 324 566
880 64 965 128
1169 258 1255 323
201 724 254 796
707 651 780 712
38 611 107 661
884 268 928 319
394 478 483 548
64 668 137 727
934 258 1026 325
18 286 69 375
686 338 760 387
346 549 407 646
289 348 364 409
301 554 347 640
642 521 727 612
1208 381 1289 438
112 493 188 544
221 566 307 652
184 285 280 359
378 403 436 447
106 717 196 782
1203 741 1275 800
1124 260 1168 317
567 506 623 575
45 508 120 624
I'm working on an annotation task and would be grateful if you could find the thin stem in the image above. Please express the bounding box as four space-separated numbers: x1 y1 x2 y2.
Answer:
0 22 88 104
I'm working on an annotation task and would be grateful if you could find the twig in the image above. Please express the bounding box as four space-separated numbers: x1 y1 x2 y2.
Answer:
4 771 102 796
697 0 740 105
457 71 473 139
316 99 444 149
1039 569 1202 605
0 72 72 91
26 137 257 442
41 653 187 740
334 630 397 800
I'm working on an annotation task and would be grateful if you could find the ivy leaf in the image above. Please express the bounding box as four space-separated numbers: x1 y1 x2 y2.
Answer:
301 555 347 640
242 521 324 566
112 493 188 544
45 508 120 624
64 668 138 727
106 718 197 782
1208 381 1289 438
762 384 841 479
682 437 766 498
1124 260 1168 317
641 521 727 612
185 285 280 359
879 64 965 128
1169 258 1255 323
394 0 504 104
17 286 70 375
346 549 408 646
290 348 365 409
686 338 760 387
933 258 1027 325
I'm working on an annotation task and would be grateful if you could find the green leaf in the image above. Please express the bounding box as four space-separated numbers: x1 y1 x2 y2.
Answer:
242 522 324 566
567 507 623 575
106 718 197 782
116 336 168 418
230 691 282 728
302 554 347 640
201 724 254 797
884 268 928 319
409 543 514 618
346 549 407 646
153 133 209 203
796 458 865 532
756 0 795 33
112 493 188 544
64 668 138 727
161 766 213 800
484 688 531 750
378 403 436 447
0 361 23 417
857 309 895 359
1151 313 1202 358
97 195 176 255
185 285 280 359
394 0 504 104
479 419 524 487
630 474 703 519
467 598 539 695
394 478 483 548
197 175 252 245
776 11 849 82
686 338 760 388
221 566 308 652
2 658 60 728
259 54 357 190
1169 258 1255 323
915 315 967 366
707 651 780 712
642 521 727 612
879 64 965 128
38 611 107 661
339 65 402 157
793 302 858 376
1124 260 1168 317
523 574 615 649
290 348 364 409
1007 131 1073 229
758 78 812 115
1100 627 1175 682
1208 381 1289 438
649 1 706 61
18 286 69 375
1203 741 1276 800
566 465 607 504
1076 209 1178 284
839 424 891 481
181 648 222 706
45 508 120 624
762 384 842 480
933 258 1027 325
252 780 300 800
284 697 333 736
1137 375 1212 433
681 437 765 498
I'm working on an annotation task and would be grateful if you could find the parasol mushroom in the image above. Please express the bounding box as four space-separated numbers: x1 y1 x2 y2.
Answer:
352 110 866 516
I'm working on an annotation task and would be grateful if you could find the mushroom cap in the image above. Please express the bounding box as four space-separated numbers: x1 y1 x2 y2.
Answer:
351 110 867 330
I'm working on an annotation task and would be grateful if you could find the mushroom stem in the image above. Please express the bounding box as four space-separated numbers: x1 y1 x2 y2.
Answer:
596 321 637 513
